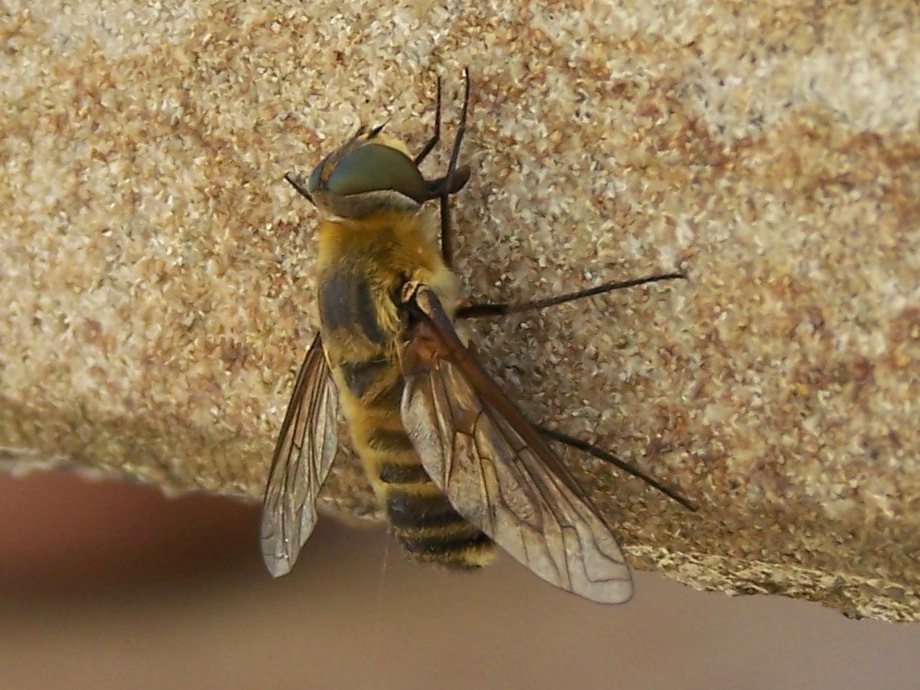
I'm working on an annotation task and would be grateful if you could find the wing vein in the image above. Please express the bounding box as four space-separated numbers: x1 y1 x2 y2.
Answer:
401 286 633 603
261 333 339 577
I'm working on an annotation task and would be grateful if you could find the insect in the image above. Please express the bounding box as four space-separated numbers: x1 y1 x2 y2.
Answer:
261 71 691 604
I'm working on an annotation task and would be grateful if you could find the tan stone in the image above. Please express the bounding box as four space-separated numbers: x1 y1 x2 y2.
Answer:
2 1 918 620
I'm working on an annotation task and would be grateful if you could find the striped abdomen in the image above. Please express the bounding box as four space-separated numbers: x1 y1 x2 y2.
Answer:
340 356 495 568
320 269 495 568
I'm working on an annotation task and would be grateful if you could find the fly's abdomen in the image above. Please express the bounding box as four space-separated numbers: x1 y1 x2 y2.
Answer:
320 268 494 568
338 356 496 569
361 419 496 569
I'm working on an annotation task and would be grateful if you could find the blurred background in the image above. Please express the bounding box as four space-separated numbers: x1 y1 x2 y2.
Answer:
1 472 918 690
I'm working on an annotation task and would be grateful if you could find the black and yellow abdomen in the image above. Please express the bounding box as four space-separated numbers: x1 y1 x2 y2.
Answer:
316 212 496 569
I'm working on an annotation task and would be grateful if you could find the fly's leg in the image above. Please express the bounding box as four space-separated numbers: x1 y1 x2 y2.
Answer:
457 272 686 319
457 269 692 509
537 426 696 510
438 67 471 269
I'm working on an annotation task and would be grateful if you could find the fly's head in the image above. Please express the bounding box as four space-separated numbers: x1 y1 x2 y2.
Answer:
288 124 469 220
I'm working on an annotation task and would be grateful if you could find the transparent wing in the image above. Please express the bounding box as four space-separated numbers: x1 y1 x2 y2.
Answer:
400 286 632 604
261 333 339 577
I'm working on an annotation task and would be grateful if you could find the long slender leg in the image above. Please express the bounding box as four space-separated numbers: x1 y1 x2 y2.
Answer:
457 272 686 319
414 77 442 165
439 68 471 269
537 425 696 510
444 68 470 190
457 269 693 509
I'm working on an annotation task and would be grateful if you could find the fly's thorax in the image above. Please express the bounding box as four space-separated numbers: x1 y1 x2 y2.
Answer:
317 265 399 354
314 208 456 415
315 211 459 353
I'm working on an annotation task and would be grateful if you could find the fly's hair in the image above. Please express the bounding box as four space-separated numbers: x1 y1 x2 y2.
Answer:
261 69 691 603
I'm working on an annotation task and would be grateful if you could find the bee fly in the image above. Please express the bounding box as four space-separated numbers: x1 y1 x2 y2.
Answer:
261 70 692 604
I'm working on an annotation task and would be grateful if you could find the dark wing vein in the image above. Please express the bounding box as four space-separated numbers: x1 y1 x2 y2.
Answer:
401 287 632 604
261 333 339 577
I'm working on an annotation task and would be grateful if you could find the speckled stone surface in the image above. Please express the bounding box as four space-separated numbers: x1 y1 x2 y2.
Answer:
2 2 919 620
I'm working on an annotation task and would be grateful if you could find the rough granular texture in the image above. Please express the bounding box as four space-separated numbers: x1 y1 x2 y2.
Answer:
2 2 918 620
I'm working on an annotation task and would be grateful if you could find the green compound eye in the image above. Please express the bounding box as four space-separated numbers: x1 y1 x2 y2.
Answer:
318 143 428 203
